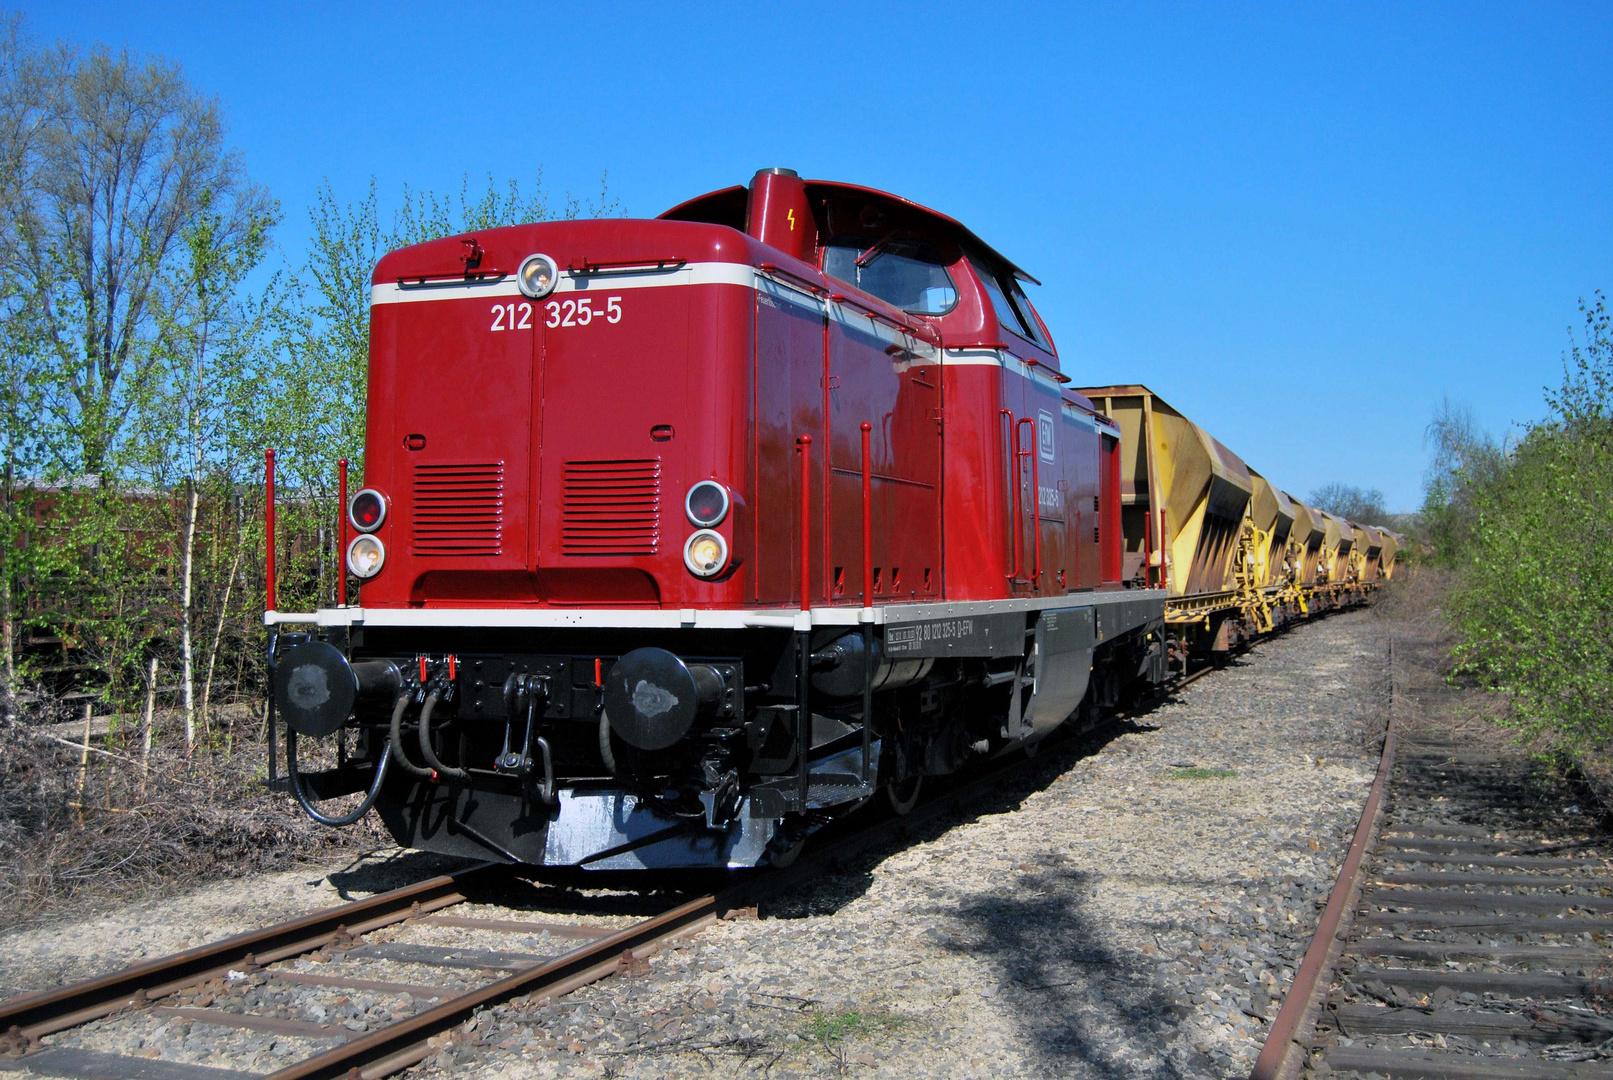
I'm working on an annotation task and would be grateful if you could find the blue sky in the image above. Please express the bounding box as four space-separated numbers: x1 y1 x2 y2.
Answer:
24 2 1612 511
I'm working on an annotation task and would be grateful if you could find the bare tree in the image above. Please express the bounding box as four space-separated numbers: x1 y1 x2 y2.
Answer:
14 45 272 473
1421 397 1505 560
1307 481 1388 524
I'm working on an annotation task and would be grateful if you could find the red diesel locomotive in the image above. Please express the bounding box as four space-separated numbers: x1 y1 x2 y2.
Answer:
268 168 1168 869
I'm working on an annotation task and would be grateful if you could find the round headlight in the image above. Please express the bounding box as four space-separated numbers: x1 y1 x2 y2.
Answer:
348 488 387 533
517 253 560 299
346 534 386 579
683 530 728 578
685 481 730 527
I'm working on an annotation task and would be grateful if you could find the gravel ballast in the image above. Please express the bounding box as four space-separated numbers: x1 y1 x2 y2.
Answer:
1 609 1388 1079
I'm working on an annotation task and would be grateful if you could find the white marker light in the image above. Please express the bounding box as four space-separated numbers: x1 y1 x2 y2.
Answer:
346 534 387 579
517 253 560 299
683 530 728 578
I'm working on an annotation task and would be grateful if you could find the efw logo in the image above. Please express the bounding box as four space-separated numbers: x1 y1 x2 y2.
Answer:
1038 410 1056 464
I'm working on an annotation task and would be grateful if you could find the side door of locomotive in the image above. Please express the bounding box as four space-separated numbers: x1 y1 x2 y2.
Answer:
825 304 942 606
754 281 828 605
980 261 1075 597
996 360 1067 596
1017 371 1068 594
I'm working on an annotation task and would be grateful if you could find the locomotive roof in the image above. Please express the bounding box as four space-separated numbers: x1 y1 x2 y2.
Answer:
660 178 1041 286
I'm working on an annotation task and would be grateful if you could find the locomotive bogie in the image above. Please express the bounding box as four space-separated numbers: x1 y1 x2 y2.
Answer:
272 600 1160 868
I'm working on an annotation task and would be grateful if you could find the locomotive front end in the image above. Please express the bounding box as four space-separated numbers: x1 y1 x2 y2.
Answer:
270 217 840 870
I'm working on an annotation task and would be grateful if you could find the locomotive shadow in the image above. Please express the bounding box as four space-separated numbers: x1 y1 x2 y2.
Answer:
758 716 1161 920
320 689 1194 919
325 849 712 916
742 700 1217 1074
945 866 1203 1079
324 848 480 900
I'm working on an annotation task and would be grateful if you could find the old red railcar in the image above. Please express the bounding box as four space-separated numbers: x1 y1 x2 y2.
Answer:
269 169 1166 869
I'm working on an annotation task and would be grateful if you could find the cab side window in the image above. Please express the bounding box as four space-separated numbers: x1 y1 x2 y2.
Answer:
1006 279 1052 351
969 256 1051 351
822 237 958 315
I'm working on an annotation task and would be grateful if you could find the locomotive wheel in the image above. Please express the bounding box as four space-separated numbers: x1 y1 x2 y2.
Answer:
885 775 922 816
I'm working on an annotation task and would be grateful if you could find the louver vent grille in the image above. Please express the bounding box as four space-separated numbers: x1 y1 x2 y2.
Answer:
561 459 661 556
411 462 503 556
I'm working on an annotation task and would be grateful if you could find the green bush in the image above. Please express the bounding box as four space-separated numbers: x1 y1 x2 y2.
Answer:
1443 296 1613 747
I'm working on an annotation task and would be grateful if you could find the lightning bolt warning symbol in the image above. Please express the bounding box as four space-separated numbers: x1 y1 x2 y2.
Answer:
787 209 796 231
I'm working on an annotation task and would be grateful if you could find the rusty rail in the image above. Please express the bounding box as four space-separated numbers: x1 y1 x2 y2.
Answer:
265 894 719 1080
1249 646 1399 1080
0 867 489 1048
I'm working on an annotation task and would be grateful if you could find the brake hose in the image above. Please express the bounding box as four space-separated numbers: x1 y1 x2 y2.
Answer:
285 722 393 827
598 708 617 776
387 690 437 781
417 689 468 781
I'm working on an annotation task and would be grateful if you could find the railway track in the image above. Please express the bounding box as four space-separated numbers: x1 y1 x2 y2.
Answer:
2 666 1196 1080
1253 640 1613 1080
0 640 1283 1080
0 864 716 1080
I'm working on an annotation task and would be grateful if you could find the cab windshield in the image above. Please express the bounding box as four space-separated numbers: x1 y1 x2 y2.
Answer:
822 237 958 315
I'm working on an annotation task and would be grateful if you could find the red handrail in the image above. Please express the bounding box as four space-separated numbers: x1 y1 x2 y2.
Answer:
1023 356 1072 384
759 262 829 297
798 434 812 612
568 257 685 275
828 290 935 343
337 458 348 607
1017 417 1042 590
1001 410 1021 582
860 423 873 607
1143 494 1155 588
264 448 277 612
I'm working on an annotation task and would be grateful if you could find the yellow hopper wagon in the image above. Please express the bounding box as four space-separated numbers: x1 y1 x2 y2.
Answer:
1378 530 1403 580
1070 384 1384 674
1285 498 1328 592
1080 385 1256 658
1353 524 1385 585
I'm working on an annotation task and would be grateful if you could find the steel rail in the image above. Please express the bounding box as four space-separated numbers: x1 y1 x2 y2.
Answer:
264 894 720 1080
267 703 1124 1080
1249 646 1399 1080
0 866 490 1048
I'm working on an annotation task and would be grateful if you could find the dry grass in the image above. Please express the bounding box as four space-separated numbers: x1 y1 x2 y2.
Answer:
0 697 385 932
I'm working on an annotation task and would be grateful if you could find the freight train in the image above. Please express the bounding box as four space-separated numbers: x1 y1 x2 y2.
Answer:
265 169 1399 870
